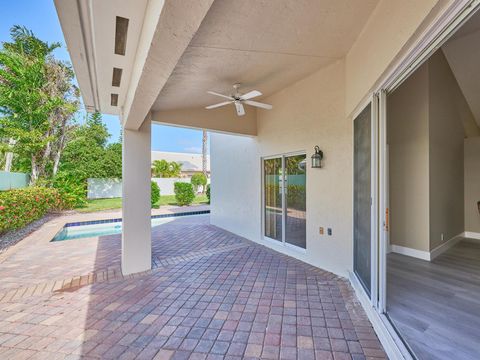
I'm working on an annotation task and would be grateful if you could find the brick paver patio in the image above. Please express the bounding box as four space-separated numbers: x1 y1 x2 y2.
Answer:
0 213 386 359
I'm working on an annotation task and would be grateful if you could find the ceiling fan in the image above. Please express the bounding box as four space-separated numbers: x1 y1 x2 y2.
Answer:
205 83 272 116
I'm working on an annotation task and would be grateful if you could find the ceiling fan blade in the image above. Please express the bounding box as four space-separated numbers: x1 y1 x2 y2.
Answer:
244 100 273 110
240 90 262 100
207 91 233 100
205 101 232 109
235 101 245 116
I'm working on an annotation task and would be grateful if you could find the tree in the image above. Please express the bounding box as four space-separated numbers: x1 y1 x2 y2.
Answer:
59 112 121 181
191 173 207 194
202 129 208 177
152 159 182 178
0 26 79 182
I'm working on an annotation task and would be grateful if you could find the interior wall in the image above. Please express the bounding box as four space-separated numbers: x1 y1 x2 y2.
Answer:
387 62 430 252
428 51 465 249
388 50 468 253
465 137 480 234
210 60 353 277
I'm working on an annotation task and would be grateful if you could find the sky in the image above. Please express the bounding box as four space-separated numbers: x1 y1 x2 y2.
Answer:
0 0 208 154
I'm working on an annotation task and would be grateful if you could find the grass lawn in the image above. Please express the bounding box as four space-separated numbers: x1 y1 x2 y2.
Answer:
76 194 208 213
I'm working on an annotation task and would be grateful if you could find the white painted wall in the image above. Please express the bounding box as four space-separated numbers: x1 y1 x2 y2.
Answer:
210 133 261 242
211 60 353 277
122 119 151 275
465 137 480 234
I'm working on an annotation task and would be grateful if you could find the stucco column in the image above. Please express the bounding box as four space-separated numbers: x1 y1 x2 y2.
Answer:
122 118 151 275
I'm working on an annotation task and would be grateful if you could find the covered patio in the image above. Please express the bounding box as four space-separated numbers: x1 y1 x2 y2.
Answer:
0 214 385 359
48 0 480 358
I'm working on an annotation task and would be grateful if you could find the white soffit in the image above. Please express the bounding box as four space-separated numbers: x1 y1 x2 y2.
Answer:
152 0 379 111
54 0 149 115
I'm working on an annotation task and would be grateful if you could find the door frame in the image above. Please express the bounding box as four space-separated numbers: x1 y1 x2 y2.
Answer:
261 151 307 253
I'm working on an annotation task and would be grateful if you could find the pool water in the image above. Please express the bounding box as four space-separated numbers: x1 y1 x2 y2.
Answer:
52 212 209 241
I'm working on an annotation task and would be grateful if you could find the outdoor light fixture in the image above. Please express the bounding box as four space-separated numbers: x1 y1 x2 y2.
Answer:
311 145 323 168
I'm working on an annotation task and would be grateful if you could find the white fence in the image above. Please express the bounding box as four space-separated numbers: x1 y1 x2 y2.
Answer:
87 177 210 199
152 177 189 196
87 178 122 199
152 178 210 195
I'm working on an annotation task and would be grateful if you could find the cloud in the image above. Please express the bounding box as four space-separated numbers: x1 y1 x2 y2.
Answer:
183 146 202 154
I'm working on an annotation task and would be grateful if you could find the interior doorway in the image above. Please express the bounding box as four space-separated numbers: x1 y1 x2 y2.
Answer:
383 10 480 359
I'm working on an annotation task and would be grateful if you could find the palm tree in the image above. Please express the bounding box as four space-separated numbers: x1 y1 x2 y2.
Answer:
202 130 208 178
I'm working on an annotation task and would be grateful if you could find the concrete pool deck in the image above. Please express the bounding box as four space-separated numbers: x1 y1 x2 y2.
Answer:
0 210 386 359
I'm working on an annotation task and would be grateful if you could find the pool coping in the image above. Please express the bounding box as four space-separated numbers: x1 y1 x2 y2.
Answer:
64 209 210 227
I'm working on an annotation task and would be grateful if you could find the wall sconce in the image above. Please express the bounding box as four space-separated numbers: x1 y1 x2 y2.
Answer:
311 145 323 168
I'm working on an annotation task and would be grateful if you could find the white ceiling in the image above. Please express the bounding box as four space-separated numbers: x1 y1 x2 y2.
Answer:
152 0 379 111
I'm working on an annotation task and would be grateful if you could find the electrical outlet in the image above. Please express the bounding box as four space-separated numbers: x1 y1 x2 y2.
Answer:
319 227 324 235
327 228 332 236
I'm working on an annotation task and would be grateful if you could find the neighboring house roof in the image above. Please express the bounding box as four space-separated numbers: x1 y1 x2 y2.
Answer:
151 151 210 172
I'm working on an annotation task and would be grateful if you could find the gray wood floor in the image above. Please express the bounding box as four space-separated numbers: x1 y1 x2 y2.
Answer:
387 239 480 360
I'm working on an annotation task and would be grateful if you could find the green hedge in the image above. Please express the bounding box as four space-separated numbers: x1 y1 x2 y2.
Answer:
206 184 211 204
265 184 306 211
151 181 160 207
174 182 195 206
0 187 62 234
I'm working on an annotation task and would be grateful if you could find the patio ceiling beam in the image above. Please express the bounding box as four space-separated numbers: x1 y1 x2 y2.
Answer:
122 0 215 130
151 107 257 136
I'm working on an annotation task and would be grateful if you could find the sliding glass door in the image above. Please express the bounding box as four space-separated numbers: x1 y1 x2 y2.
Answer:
264 153 306 249
285 154 306 248
264 157 283 242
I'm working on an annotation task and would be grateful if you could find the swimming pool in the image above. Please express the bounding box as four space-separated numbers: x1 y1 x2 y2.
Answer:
51 210 210 241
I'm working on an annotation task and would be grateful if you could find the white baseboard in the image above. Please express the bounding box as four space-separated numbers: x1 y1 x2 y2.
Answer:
430 232 464 260
390 245 430 261
464 231 480 240
391 232 479 261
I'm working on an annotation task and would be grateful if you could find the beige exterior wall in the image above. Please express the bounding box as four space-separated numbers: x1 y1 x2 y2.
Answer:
465 137 480 234
345 0 449 116
211 60 353 277
211 1 465 272
428 50 465 249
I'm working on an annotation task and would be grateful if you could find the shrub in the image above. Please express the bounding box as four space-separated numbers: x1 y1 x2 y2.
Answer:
0 187 62 234
151 181 160 207
174 182 195 206
191 173 208 193
206 184 211 204
52 172 87 209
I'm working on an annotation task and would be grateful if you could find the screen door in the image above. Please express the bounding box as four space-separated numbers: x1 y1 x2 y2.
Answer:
354 104 372 296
